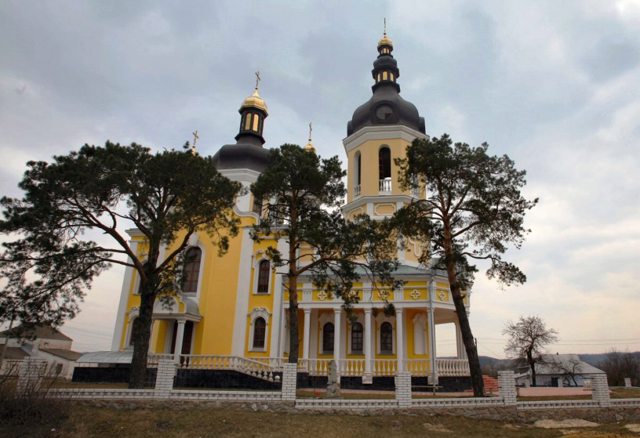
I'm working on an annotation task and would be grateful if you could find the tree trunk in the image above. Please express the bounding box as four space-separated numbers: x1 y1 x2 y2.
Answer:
287 263 299 364
443 228 484 397
528 353 537 387
129 285 155 389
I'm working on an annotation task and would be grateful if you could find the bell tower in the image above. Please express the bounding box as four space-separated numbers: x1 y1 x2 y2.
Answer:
343 31 426 223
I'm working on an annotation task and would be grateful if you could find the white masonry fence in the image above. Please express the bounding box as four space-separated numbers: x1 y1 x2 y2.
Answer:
7 356 636 409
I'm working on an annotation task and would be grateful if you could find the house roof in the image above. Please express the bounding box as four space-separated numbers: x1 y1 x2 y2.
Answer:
535 354 605 375
0 324 72 342
1 347 29 360
40 348 83 361
76 350 133 364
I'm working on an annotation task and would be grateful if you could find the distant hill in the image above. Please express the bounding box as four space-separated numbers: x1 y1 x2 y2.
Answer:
477 352 640 370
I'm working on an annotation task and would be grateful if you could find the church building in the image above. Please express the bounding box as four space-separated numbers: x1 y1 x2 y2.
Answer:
110 32 471 385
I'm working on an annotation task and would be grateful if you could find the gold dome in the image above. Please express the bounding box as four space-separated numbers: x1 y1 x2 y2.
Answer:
304 141 316 153
378 33 393 48
241 88 268 114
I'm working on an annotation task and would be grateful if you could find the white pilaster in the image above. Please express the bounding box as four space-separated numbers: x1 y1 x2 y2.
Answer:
174 320 186 361
396 307 405 372
111 240 139 351
231 228 254 356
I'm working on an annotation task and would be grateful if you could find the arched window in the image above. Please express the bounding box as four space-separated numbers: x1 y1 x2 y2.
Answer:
252 317 266 349
182 247 202 293
355 152 362 186
322 323 334 354
257 260 270 293
351 322 363 354
379 147 391 180
380 322 393 354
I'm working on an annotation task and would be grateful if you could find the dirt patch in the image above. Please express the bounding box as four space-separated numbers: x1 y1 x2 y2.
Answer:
625 424 640 433
534 419 599 429
422 422 454 433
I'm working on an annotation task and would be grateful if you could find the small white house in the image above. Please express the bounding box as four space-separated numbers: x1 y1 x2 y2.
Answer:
0 325 82 379
514 354 606 387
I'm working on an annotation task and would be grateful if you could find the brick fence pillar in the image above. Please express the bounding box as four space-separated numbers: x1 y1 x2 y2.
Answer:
17 358 47 395
591 374 610 407
154 359 176 397
498 370 517 406
395 371 412 408
281 363 297 401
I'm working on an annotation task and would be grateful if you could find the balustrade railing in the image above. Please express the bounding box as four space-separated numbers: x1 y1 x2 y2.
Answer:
175 355 282 382
296 357 469 377
354 184 361 197
379 178 392 193
436 358 470 376
143 355 470 380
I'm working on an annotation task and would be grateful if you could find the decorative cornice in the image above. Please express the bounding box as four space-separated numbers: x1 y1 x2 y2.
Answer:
343 125 426 153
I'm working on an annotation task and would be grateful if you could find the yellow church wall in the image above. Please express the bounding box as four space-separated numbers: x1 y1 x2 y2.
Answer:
194 220 249 355
347 138 412 201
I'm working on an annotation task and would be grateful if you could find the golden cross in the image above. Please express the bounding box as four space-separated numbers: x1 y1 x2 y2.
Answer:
384 17 387 35
308 122 313 142
255 71 261 90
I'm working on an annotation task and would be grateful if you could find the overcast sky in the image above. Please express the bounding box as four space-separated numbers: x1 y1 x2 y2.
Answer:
1 1 639 357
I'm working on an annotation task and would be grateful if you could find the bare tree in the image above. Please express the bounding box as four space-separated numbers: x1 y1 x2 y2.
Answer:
599 350 640 386
503 315 558 386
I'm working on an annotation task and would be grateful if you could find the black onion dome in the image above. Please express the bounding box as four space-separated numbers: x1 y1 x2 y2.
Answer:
213 83 271 173
347 87 425 136
347 34 425 136
212 142 270 173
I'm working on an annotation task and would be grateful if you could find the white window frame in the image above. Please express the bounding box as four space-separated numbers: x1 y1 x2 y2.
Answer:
253 256 272 295
248 307 271 352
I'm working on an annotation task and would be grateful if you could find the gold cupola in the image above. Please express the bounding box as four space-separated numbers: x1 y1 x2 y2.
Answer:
240 88 269 114
236 72 269 145
304 122 316 153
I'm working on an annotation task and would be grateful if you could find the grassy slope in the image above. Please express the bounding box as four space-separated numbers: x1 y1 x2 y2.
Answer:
2 403 639 438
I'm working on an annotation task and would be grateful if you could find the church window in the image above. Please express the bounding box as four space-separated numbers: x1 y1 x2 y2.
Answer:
355 152 361 186
380 322 393 354
252 317 266 349
257 260 270 293
390 72 394 81
322 322 334 354
244 113 252 130
382 71 388 80
252 113 260 131
351 322 363 354
379 147 391 180
182 247 202 293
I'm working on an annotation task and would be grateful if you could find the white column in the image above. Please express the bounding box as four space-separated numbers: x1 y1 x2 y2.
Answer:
455 321 467 359
396 307 405 372
428 280 438 385
148 319 158 353
279 304 287 357
302 308 311 366
174 320 186 362
364 308 373 377
333 308 342 370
